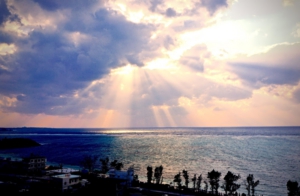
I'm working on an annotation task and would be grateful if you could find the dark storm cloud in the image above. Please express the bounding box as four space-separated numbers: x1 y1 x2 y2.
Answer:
0 0 154 115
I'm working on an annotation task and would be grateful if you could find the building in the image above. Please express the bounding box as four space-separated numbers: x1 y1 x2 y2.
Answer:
22 154 47 171
107 167 134 187
0 155 46 173
45 168 79 175
51 173 81 191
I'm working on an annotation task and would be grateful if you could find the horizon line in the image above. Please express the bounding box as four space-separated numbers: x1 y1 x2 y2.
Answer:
1 126 300 129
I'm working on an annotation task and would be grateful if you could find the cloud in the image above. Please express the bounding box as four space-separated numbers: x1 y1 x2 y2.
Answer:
126 0 229 20
201 0 228 15
282 0 294 6
293 86 300 103
149 0 164 12
165 8 177 17
230 63 300 86
0 0 10 25
292 23 300 37
32 0 102 11
204 84 252 101
229 43 300 87
0 0 154 115
179 44 209 71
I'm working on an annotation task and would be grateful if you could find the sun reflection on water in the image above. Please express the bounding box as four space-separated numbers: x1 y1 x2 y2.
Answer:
100 130 155 134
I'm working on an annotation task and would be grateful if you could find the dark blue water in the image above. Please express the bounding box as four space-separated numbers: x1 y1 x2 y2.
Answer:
1 127 300 196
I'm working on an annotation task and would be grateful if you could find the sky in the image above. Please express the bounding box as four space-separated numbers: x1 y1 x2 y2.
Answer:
0 0 300 128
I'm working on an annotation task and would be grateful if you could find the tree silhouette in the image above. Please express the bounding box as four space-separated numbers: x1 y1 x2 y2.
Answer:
182 170 189 188
147 166 153 184
192 174 197 190
80 155 98 172
100 157 109 173
197 174 203 192
245 174 260 196
222 171 241 195
207 169 221 194
204 181 208 193
173 172 182 189
154 165 163 184
110 160 123 170
287 180 299 196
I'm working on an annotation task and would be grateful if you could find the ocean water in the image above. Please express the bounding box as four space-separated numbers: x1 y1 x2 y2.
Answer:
0 127 300 196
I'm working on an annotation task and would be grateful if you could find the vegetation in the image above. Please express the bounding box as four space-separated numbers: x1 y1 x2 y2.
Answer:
80 156 124 174
110 159 124 170
287 180 300 196
222 171 241 195
5 153 299 196
197 174 203 192
147 166 153 184
245 174 260 196
207 169 221 194
0 137 40 149
204 181 208 193
182 169 189 188
192 174 197 190
154 165 163 184
80 155 98 172
100 157 110 173
173 172 182 188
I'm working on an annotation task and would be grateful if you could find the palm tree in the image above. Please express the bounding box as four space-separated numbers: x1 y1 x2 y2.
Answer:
182 170 189 188
245 174 259 196
80 155 98 172
154 165 163 184
204 181 208 193
147 166 153 184
197 174 203 192
192 174 197 190
100 157 109 173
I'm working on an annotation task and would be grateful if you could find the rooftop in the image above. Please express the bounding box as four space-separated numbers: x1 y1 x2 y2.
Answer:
52 174 80 179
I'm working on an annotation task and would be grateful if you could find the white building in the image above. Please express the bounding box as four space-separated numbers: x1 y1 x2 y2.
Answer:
46 168 79 175
107 168 134 187
51 173 81 191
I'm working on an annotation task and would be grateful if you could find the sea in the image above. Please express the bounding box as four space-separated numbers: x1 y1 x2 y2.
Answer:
0 127 299 196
